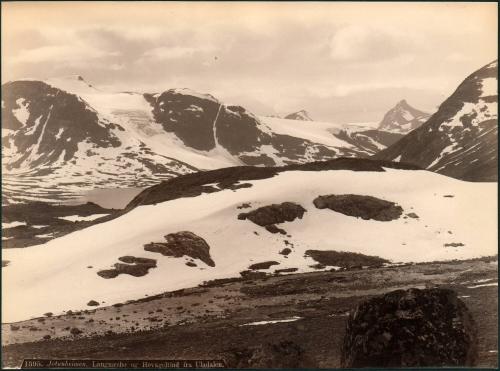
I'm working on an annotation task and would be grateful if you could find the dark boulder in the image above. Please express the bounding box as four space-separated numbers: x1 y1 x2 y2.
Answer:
238 202 306 226
144 231 215 267
313 194 403 221
305 250 389 268
341 288 477 367
279 248 292 256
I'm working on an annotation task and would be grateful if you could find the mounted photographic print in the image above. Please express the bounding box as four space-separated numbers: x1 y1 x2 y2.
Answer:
1 1 498 368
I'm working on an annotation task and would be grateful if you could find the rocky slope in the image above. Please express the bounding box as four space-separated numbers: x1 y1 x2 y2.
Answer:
3 258 497 368
2 77 381 204
375 61 498 182
377 99 430 134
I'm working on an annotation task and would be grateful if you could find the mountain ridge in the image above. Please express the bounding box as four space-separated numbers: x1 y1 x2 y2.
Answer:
374 60 498 182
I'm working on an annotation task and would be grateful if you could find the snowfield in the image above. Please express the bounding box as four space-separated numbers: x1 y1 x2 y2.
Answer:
2 168 497 322
259 116 376 148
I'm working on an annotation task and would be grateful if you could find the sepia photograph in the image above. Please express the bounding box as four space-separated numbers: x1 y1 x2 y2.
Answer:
1 1 498 368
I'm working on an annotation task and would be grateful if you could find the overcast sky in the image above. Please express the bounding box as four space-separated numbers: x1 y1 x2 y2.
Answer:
2 2 497 123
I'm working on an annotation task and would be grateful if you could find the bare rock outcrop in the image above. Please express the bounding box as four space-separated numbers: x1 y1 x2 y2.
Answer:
314 194 403 221
144 231 215 267
238 202 306 234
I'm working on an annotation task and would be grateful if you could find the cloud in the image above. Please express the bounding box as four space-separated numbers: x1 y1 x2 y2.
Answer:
329 25 411 62
10 44 120 65
2 2 496 123
141 45 216 61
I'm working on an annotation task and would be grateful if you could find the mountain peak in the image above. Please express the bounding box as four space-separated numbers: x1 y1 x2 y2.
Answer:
284 110 313 121
43 74 97 95
378 100 430 134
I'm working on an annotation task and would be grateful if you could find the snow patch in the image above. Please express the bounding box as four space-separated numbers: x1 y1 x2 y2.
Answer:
481 77 497 97
58 214 109 222
2 221 27 229
467 282 498 289
240 317 302 326
12 98 29 126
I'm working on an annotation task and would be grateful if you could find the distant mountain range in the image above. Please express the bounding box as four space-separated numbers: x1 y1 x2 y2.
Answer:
375 60 498 182
1 77 376 204
2 60 497 206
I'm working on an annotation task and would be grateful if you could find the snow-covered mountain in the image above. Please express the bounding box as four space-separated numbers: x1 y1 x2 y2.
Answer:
2 77 389 204
377 99 430 134
333 129 404 155
3 159 497 322
284 110 313 121
375 60 498 182
259 116 394 157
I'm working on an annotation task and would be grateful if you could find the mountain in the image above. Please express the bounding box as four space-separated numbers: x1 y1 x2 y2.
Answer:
375 60 498 182
1 77 375 204
333 129 405 155
259 116 395 157
285 110 313 121
378 100 430 134
2 158 496 322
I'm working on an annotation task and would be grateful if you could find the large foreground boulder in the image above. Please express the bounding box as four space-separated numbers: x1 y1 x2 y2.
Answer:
341 288 477 367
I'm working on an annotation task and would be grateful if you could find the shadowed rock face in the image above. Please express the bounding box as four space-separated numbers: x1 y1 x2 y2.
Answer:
313 194 403 221
216 105 269 154
341 288 477 368
2 81 121 170
147 90 220 151
145 92 343 165
238 202 307 227
144 231 215 267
